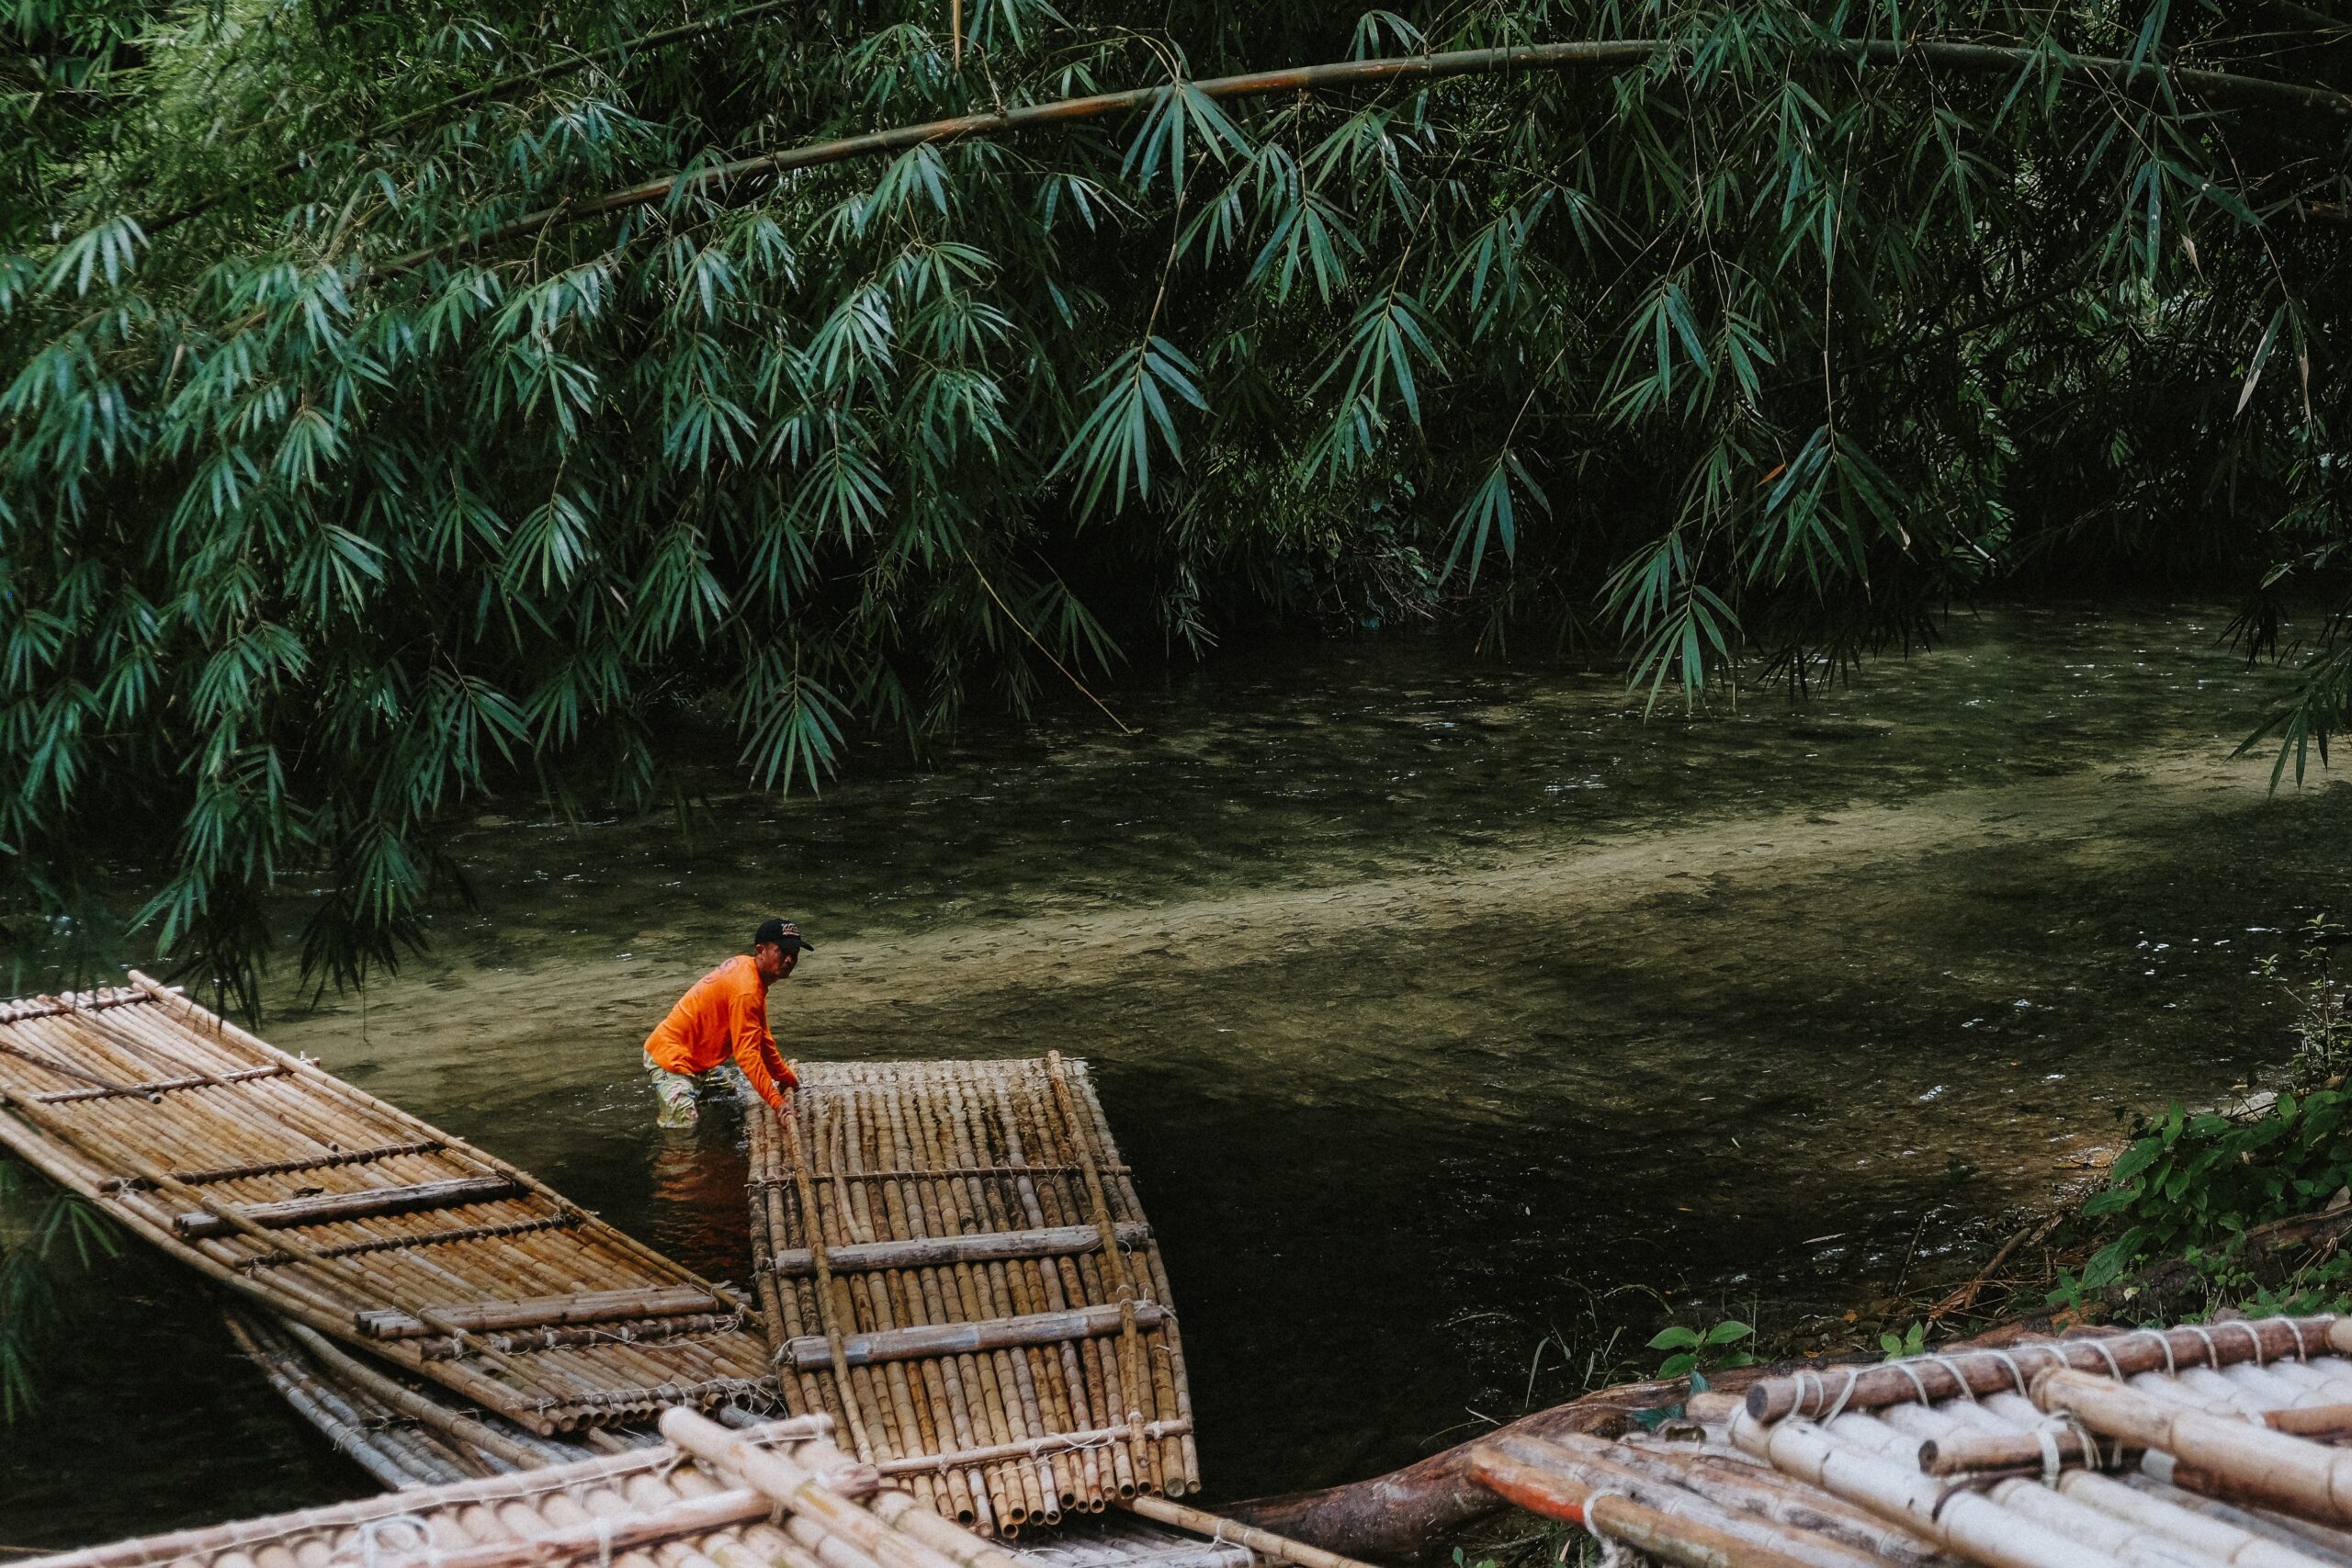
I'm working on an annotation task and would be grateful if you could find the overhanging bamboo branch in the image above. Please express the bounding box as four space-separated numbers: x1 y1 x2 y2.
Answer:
385 35 2352 275
148 0 798 236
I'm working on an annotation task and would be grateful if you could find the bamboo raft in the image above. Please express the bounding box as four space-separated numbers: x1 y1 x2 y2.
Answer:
14 1409 1298 1568
220 1304 609 1487
1482 1314 2352 1568
18 1411 1013 1568
0 976 776 1432
744 1055 1198 1536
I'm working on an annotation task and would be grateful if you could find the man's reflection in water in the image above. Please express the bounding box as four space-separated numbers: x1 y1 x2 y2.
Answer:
645 1069 755 1284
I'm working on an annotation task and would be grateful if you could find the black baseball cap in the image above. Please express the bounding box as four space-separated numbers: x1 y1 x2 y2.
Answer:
752 918 815 953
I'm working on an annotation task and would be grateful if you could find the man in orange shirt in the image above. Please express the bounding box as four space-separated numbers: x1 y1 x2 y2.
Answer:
641 918 809 1129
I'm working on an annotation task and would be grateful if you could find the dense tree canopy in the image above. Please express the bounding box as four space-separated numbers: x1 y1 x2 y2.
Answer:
2 0 2346 1004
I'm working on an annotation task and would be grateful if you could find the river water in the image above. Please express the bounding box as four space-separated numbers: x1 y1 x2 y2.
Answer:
5 603 2347 1549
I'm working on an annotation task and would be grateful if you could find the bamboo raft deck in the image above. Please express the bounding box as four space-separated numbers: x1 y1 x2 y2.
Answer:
16 1410 1283 1568
18 1411 1019 1568
1482 1314 2352 1568
220 1304 609 1487
0 976 775 1432
745 1055 1198 1537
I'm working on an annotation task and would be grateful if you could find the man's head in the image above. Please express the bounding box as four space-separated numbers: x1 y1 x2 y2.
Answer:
752 917 814 980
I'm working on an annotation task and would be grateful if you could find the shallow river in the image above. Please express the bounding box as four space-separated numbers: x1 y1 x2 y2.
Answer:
6 604 2348 1550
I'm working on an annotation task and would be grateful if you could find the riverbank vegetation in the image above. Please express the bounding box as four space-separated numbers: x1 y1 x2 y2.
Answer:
4 1 2350 996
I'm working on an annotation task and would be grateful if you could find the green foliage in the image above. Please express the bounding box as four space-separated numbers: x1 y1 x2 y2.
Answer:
1647 1317 1758 1379
2259 915 2352 1090
1 0 2349 996
2075 1094 2352 1294
0 1158 119 1420
1879 1321 1927 1359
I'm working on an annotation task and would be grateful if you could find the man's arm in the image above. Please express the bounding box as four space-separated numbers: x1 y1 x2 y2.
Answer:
729 988 798 1109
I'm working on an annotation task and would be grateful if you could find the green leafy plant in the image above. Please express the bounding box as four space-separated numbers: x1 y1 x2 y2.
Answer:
5 0 2351 999
1648 1319 1758 1380
2072 1093 2352 1296
1879 1321 1928 1359
2260 915 2352 1091
0 1159 120 1419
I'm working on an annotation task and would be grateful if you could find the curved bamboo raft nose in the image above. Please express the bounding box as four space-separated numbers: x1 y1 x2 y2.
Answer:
0 974 775 1432
747 1055 1199 1537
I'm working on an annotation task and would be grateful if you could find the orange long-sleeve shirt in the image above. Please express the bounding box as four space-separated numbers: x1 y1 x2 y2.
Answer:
643 954 798 1110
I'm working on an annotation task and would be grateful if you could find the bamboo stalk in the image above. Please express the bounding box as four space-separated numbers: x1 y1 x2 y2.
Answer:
785 1091 877 1462
777 1383 1032 1568
361 1285 725 1338
1044 1052 1146 1485
768 1224 1153 1277
2038 1368 2352 1525
36 1065 284 1103
224 1320 429 1491
378 35 2352 276
1121 1496 1391 1568
1746 1320 2344 1423
172 1140 448 1184
281 1320 562 1472
1868 1397 2330 1568
659 1411 972 1568
0 1038 145 1097
1730 1405 2126 1568
885 1077 982 1527
775 1304 1167 1371
1462 1452 1837 1568
176 1176 522 1238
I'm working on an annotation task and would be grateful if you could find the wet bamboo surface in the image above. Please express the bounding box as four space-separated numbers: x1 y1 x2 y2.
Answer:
745 1055 1198 1537
19 1412 1003 1568
0 977 775 1432
22 1413 1265 1568
1496 1313 2352 1568
220 1304 610 1488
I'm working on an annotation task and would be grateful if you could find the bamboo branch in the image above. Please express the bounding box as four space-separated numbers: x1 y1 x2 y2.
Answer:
145 0 800 235
383 35 2352 275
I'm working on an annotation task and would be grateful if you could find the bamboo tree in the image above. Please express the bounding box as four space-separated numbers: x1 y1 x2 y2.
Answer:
2 0 2347 1002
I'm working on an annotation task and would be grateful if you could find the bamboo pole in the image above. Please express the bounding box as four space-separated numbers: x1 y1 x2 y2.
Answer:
175 1140 447 1184
1044 1052 1146 1479
280 1320 566 1472
866 1072 952 1521
783 1090 877 1463
886 1076 983 1527
1064 1063 1193 1491
2037 1368 2352 1524
1517 1434 1948 1568
223 1311 438 1491
1730 1406 2126 1568
1465 1450 1843 1568
768 1224 1153 1277
382 37 2352 275
775 1304 1169 1371
989 1074 1099 1508
361 1285 726 1338
1745 1320 2345 1422
922 1072 1018 1528
1869 1397 2332 1568
1121 1496 1394 1568
781 1417 1030 1568
659 1410 987 1568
